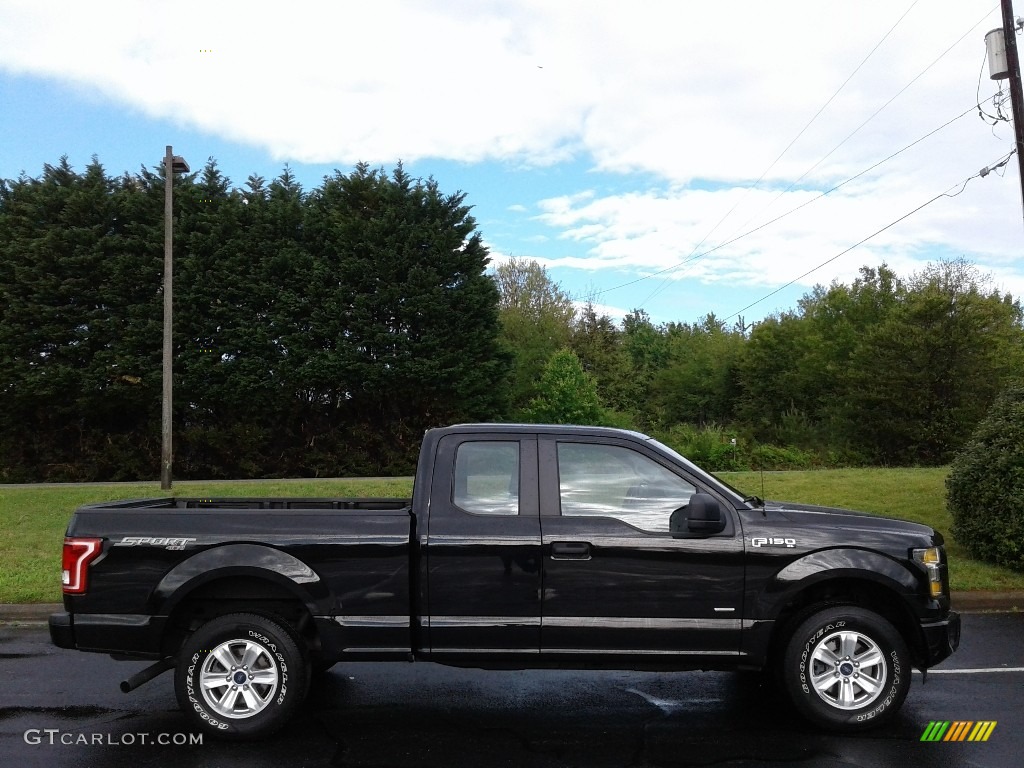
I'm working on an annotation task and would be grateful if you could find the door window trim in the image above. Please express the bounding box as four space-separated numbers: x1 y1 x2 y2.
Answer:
537 435 735 536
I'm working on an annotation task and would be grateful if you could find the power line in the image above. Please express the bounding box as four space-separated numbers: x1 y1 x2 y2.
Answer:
638 5 997 307
593 98 990 298
638 1 923 308
746 4 998 224
755 0 924 186
721 150 1016 323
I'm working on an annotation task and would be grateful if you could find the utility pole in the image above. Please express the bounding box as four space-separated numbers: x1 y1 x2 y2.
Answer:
161 146 189 491
1001 0 1024 227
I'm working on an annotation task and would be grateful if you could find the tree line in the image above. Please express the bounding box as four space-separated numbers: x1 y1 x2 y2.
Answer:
0 158 508 480
1 157 1021 481
501 258 1024 468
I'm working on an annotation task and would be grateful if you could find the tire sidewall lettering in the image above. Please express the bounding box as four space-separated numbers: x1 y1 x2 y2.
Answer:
184 653 230 730
785 609 910 730
798 621 844 695
175 615 307 739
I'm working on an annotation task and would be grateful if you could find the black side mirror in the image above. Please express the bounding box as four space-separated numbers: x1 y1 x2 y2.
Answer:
670 493 726 536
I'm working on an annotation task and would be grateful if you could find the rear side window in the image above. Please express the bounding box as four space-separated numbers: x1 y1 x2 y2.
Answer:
452 441 520 515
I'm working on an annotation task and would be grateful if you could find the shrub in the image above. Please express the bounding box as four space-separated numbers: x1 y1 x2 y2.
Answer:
654 424 743 471
947 382 1024 572
522 349 604 425
751 444 817 471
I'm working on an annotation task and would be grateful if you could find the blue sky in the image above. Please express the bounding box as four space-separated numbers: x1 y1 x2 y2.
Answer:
2 0 1022 326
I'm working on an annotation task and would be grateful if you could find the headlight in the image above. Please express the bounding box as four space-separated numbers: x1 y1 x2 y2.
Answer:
913 546 945 598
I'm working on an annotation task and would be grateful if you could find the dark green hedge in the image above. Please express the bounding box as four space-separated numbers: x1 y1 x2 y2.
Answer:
947 382 1024 572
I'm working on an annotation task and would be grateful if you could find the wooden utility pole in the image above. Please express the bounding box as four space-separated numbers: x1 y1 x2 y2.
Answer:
161 146 189 491
1001 0 1024 227
161 146 174 491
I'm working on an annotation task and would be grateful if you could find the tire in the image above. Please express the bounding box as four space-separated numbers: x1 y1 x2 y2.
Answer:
174 613 309 740
781 606 911 731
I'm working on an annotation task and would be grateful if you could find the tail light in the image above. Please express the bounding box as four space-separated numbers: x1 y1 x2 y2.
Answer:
62 538 103 594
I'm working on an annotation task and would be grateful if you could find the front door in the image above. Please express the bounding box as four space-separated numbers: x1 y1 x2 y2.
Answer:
538 436 744 657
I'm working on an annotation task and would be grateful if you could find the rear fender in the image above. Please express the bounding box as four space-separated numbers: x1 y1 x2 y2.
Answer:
154 543 331 616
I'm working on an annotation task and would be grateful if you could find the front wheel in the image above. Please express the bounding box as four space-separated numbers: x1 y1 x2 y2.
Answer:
174 613 309 740
781 606 911 730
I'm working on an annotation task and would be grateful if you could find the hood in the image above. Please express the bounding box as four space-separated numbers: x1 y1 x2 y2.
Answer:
764 500 939 541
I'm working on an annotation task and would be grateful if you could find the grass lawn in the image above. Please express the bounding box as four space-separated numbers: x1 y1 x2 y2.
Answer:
2 469 1022 603
721 467 1024 593
0 478 413 604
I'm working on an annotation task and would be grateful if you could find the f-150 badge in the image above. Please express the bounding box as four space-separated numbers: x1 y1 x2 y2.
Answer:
115 536 196 551
751 537 796 548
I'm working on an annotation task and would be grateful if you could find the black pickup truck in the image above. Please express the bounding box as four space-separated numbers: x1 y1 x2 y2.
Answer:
50 423 960 739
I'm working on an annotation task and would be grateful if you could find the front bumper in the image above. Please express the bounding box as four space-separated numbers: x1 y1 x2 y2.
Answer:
920 610 961 667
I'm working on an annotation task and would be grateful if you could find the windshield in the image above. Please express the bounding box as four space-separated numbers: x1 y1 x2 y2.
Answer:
645 438 752 506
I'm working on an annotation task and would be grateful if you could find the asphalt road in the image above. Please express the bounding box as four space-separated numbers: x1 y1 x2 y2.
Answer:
1 613 1021 767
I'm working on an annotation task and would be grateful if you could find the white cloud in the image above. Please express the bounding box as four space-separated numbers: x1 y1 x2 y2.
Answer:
2 0 1020 307
531 166 1024 300
0 1 1002 176
572 300 630 324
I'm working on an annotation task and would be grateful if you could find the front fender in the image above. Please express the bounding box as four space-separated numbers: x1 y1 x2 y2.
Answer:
154 543 331 616
752 547 920 618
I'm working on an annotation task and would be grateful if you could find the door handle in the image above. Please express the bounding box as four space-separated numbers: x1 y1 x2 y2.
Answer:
551 541 591 560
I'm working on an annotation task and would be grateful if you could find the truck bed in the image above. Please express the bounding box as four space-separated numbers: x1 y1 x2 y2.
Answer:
76 497 412 511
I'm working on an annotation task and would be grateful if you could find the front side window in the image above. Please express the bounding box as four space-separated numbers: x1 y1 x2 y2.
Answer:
453 441 520 515
557 442 695 532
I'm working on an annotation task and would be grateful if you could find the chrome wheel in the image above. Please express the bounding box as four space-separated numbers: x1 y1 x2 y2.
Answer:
199 638 280 719
808 629 887 711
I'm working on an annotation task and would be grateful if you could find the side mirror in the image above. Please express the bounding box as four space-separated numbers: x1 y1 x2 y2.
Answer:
670 493 726 536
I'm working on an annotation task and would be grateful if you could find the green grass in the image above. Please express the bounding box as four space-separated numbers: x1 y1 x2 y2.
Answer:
0 478 413 604
720 467 1024 592
2 469 1022 603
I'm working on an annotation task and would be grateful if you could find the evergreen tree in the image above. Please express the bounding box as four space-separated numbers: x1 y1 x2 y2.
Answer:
0 157 154 479
303 163 510 470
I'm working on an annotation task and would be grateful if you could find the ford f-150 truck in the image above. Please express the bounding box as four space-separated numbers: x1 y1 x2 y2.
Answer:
50 423 961 739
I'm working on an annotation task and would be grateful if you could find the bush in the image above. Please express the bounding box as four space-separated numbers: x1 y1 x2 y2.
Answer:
750 444 817 471
652 423 850 472
522 349 604 425
947 382 1024 572
654 424 743 471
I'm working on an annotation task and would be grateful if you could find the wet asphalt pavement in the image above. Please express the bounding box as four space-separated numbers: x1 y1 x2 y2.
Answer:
1 613 1021 767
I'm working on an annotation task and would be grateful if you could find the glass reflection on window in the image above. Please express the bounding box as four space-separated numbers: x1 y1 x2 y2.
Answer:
557 443 695 532
453 441 520 515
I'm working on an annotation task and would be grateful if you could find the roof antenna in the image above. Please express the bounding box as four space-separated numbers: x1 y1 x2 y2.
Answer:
759 446 767 516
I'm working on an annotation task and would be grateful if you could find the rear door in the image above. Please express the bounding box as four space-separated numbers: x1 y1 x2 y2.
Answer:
538 435 744 657
423 433 542 655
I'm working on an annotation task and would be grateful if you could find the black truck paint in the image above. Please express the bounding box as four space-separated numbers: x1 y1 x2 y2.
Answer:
50 424 961 739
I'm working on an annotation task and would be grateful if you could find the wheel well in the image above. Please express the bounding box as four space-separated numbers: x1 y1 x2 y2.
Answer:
767 578 923 668
161 576 320 659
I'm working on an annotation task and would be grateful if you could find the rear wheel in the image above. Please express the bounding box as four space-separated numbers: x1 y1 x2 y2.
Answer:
174 613 309 740
781 606 911 730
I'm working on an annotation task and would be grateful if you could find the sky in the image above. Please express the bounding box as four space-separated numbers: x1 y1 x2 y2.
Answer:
1 0 1023 326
